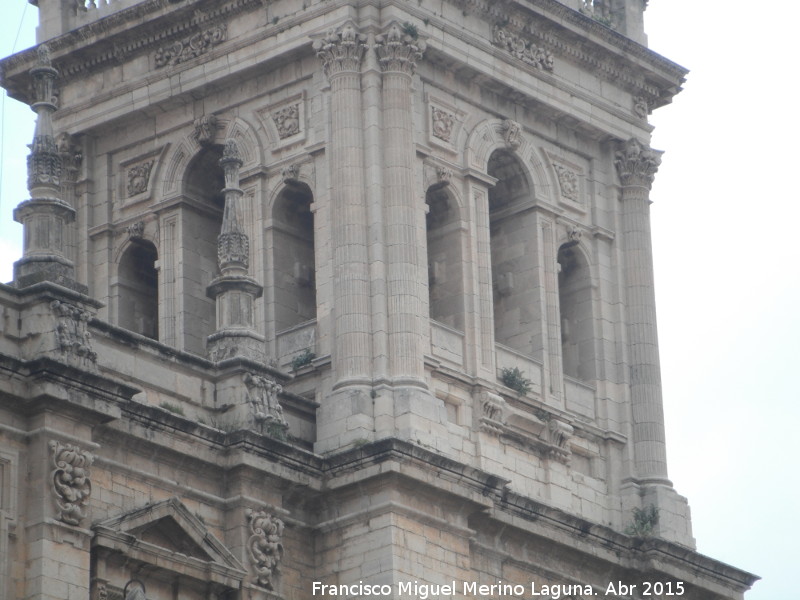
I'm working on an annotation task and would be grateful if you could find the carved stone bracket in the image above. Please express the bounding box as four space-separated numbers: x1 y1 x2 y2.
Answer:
193 114 219 146
614 138 662 189
492 26 554 72
501 119 522 150
435 166 452 186
281 163 301 183
49 440 94 526
127 221 145 239
374 23 426 75
154 24 227 68
313 24 367 78
633 95 650 119
246 509 284 590
51 300 97 364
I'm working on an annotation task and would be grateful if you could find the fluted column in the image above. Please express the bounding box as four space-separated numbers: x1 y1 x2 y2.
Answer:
615 138 669 484
206 139 265 362
314 25 372 388
13 45 85 293
375 23 427 388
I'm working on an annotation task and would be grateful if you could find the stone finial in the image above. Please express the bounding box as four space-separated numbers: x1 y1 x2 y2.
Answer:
313 24 368 78
49 440 94 526
217 139 248 271
374 23 426 75
246 509 285 590
614 138 662 189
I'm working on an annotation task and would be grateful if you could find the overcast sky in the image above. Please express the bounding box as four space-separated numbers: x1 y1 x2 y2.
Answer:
1 2 795 598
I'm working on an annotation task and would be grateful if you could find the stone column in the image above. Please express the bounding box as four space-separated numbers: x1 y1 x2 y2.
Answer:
615 138 668 484
206 139 266 362
13 45 85 294
374 23 427 388
314 25 372 389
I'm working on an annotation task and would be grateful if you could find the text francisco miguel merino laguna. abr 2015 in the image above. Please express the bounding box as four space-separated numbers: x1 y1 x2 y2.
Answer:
311 580 683 598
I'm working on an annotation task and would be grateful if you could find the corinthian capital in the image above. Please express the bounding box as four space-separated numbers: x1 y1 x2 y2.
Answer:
614 138 663 189
374 23 426 75
313 24 367 79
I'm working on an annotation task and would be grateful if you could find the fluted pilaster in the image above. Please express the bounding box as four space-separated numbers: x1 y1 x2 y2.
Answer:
615 138 669 483
375 24 427 387
314 25 372 388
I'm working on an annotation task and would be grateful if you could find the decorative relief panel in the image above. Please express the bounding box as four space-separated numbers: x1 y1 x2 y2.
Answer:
154 24 227 68
545 149 587 210
52 300 97 365
126 160 154 198
246 509 284 590
49 440 93 526
492 26 554 72
118 146 167 206
553 164 580 202
427 95 466 154
258 94 306 152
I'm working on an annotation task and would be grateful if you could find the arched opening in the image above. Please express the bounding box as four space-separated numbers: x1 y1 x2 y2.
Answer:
426 184 464 331
118 239 159 339
487 149 542 357
181 146 225 354
273 182 316 332
557 242 595 381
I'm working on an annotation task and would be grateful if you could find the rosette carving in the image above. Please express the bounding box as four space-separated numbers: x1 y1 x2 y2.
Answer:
49 440 94 526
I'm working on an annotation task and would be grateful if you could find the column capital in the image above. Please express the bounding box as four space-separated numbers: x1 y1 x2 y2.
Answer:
614 138 663 189
374 23 426 75
313 24 368 79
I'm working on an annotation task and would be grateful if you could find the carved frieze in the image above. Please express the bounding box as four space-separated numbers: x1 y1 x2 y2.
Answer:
374 23 426 75
246 509 284 590
492 26 554 72
553 164 580 202
313 24 367 78
49 440 93 526
126 160 154 197
272 104 300 140
154 24 227 68
51 300 97 364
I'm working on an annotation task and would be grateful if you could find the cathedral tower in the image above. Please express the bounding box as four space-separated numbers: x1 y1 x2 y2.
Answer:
0 1 756 599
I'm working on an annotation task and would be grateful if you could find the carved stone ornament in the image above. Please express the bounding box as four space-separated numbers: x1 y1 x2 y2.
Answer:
51 300 97 364
492 26 554 72
49 440 94 526
313 24 368 78
431 108 455 143
218 232 249 269
614 138 662 189
126 160 154 197
502 119 522 150
436 166 452 186
374 23 426 75
633 96 650 119
272 104 300 139
281 163 300 183
244 372 286 427
553 164 580 202
56 133 83 184
543 419 574 451
246 509 285 590
193 114 218 146
567 225 583 244
127 221 145 239
154 24 227 68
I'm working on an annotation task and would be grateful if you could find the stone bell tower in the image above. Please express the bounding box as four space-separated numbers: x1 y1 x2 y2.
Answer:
0 0 757 599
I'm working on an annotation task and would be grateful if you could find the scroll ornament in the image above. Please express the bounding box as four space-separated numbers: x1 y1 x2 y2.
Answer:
50 440 94 526
246 509 285 590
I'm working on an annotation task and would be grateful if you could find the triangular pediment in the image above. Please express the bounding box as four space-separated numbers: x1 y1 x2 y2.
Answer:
93 497 244 572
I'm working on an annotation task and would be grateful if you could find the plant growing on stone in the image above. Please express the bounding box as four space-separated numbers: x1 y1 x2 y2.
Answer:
291 348 315 371
264 419 288 441
402 22 419 39
159 401 185 416
625 505 659 537
500 367 532 395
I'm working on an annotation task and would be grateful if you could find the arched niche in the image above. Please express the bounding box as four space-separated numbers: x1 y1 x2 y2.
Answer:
426 183 464 331
272 181 316 333
557 241 595 381
118 239 159 340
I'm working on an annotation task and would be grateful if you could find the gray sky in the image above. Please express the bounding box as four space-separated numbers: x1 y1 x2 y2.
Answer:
1 2 795 598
